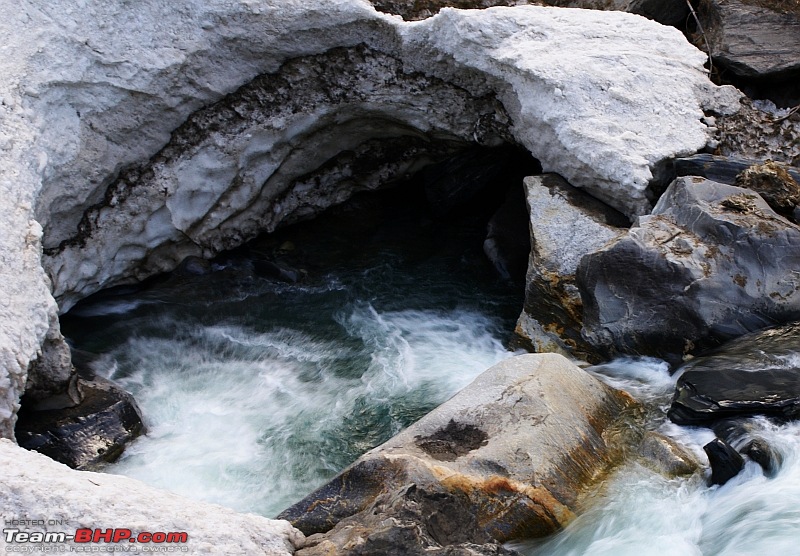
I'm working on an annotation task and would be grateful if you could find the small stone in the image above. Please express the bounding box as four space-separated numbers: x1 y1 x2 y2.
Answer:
704 438 745 486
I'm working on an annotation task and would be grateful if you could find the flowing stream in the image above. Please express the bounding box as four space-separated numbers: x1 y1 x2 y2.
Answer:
61 189 800 553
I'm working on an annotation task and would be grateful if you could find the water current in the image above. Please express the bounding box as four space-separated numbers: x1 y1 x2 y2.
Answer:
61 190 800 554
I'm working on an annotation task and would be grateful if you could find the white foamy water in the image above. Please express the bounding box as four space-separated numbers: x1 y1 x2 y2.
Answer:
99 305 514 517
512 358 800 556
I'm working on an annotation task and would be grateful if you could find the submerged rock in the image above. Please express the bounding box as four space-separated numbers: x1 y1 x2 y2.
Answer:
513 175 627 362
579 177 800 362
15 374 145 470
638 431 699 477
0 439 304 554
703 438 745 486
668 322 800 425
280 354 640 551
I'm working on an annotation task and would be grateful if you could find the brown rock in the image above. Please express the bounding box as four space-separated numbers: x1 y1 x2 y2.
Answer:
281 354 641 552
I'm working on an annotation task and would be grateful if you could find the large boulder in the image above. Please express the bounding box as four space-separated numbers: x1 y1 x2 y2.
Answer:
579 176 800 362
668 322 800 425
0 439 304 554
280 354 641 552
513 175 627 362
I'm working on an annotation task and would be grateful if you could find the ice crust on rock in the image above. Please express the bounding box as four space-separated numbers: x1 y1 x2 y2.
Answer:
0 0 739 436
0 439 304 554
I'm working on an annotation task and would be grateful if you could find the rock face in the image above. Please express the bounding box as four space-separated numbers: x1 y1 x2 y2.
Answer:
579 176 800 362
0 1 739 435
280 354 640 552
513 174 627 362
0 439 304 554
15 374 145 469
698 0 800 81
668 322 800 425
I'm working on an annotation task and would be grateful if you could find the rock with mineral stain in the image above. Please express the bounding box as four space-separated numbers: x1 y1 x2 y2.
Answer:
735 160 800 217
280 354 640 552
579 177 800 362
513 174 627 362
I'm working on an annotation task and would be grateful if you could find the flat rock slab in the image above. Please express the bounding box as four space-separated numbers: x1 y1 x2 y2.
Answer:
579 176 800 362
674 154 800 187
669 322 800 425
280 354 640 549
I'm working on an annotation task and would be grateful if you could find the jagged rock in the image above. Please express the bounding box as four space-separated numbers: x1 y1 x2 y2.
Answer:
280 354 641 548
513 175 627 362
24 315 80 411
0 1 740 435
697 0 800 81
15 374 145 470
579 177 800 362
668 322 800 425
703 438 745 486
638 431 699 477
674 154 800 186
0 439 304 554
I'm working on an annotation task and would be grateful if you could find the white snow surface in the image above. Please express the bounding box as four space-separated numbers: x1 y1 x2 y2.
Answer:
0 0 740 450
0 439 304 554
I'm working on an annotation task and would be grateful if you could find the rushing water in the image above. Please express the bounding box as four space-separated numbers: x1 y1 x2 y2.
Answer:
61 189 524 517
512 358 800 555
61 188 800 552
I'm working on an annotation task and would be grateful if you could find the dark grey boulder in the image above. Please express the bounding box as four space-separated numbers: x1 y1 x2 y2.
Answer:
578 176 800 362
698 0 800 80
668 322 800 425
704 438 745 486
15 374 145 470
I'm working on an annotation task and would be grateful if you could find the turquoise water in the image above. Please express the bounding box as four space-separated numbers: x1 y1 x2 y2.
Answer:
61 190 524 517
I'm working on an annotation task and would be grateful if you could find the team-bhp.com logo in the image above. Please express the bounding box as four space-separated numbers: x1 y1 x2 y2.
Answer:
4 528 189 552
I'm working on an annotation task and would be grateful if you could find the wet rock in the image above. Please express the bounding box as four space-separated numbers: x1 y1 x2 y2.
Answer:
579 177 800 362
513 175 627 362
280 354 641 548
252 259 305 283
668 323 800 425
174 255 212 277
674 154 800 187
704 438 745 486
697 0 800 81
15 374 145 470
638 431 699 477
